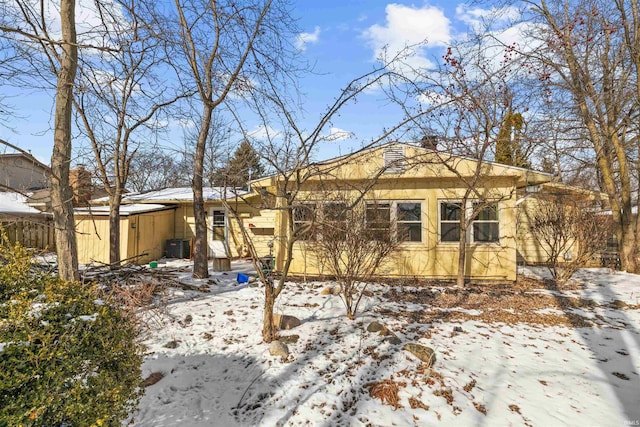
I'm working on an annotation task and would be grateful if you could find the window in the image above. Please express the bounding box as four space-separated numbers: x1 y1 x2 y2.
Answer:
366 202 391 240
440 202 462 242
322 202 348 240
472 202 499 242
366 201 422 242
211 209 226 241
212 210 225 227
439 200 499 243
323 202 347 222
397 202 422 242
293 203 315 239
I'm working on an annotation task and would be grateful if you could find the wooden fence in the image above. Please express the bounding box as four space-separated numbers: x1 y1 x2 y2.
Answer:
1 216 56 251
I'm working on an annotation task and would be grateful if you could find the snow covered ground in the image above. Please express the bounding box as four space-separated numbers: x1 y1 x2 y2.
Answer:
128 262 640 426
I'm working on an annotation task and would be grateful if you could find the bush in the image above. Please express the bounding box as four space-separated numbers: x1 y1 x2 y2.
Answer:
0 241 144 426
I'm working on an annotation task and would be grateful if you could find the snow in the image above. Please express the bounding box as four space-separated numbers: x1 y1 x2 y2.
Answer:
91 187 250 204
128 265 640 426
0 191 45 215
74 204 172 216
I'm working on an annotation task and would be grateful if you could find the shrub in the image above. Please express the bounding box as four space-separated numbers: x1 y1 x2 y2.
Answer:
0 240 144 426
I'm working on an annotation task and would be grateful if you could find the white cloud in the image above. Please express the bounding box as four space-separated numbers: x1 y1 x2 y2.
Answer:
248 125 281 141
5 0 128 50
363 4 451 70
322 127 353 142
296 26 321 51
455 4 520 30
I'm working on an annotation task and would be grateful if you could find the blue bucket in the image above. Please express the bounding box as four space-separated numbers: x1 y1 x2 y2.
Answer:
237 273 250 283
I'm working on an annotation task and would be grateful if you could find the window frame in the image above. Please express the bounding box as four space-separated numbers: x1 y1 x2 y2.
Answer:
438 200 500 244
292 202 317 240
471 202 499 243
365 200 423 243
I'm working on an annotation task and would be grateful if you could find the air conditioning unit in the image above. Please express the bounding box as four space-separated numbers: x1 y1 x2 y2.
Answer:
166 239 190 259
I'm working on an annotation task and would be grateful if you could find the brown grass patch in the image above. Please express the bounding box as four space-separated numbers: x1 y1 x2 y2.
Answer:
141 371 165 387
473 402 487 415
509 404 521 414
379 282 600 327
366 379 405 409
409 397 429 410
463 379 477 393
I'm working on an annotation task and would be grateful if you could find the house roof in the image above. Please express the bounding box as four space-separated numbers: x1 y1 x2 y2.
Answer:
0 191 50 216
251 141 553 188
74 203 175 217
90 187 251 205
0 152 50 171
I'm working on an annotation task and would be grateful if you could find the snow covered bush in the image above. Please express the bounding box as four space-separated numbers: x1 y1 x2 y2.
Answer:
0 240 144 425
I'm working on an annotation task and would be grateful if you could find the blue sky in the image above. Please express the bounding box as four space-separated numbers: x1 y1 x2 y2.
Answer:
3 1 500 166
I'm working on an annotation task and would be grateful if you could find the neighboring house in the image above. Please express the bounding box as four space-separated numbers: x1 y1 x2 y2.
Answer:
253 142 552 282
81 187 275 265
0 152 49 191
0 152 54 250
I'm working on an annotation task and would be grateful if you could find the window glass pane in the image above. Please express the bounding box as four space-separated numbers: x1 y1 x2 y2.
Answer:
294 204 313 223
441 202 461 221
366 203 390 221
473 223 499 242
366 203 390 229
212 210 225 227
398 223 422 242
441 222 460 242
397 203 421 222
324 202 347 221
474 203 497 221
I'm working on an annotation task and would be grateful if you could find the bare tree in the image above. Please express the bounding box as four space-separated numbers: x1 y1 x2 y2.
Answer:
517 0 640 272
528 195 611 284
126 148 190 192
168 0 298 279
0 0 80 280
73 0 183 265
307 194 400 320
387 37 536 286
222 45 440 342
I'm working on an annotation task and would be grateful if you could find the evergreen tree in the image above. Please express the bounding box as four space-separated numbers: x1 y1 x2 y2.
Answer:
495 111 529 168
216 140 264 187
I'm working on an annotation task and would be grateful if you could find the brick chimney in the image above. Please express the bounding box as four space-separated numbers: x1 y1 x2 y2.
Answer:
420 135 438 150
70 165 92 207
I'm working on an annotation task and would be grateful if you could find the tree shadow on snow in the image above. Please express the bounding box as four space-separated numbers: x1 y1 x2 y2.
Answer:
130 353 270 427
545 277 640 423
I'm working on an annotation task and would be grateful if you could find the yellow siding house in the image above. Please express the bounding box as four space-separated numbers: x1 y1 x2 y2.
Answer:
254 143 552 282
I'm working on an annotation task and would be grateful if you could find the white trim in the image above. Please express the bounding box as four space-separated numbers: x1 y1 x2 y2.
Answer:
438 199 500 244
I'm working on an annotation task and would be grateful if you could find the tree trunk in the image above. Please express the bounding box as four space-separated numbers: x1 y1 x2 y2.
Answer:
262 285 277 342
619 214 637 273
109 190 122 265
456 208 467 287
192 104 213 279
51 0 79 282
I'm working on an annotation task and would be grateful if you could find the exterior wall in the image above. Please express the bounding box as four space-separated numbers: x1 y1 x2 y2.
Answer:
75 209 175 265
516 195 551 265
277 176 519 281
515 185 606 266
0 155 48 191
127 209 175 263
173 202 274 259
75 216 129 265
295 145 549 187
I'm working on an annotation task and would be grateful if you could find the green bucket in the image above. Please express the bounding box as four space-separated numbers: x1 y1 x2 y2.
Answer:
149 261 158 269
